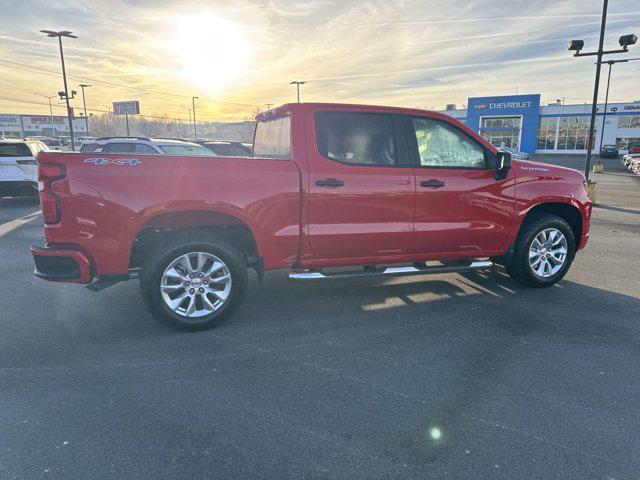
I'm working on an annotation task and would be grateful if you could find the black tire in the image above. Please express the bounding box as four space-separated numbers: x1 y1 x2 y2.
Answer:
506 213 576 288
140 232 248 331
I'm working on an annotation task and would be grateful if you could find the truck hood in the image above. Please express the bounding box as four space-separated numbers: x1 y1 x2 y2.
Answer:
512 159 585 182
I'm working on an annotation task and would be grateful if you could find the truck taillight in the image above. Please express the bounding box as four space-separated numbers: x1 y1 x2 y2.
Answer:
38 164 66 224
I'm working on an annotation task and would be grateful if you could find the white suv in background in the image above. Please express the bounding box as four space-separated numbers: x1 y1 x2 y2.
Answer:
0 138 47 198
79 137 214 156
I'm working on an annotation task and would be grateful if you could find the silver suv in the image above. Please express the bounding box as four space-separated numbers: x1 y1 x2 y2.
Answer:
79 137 214 156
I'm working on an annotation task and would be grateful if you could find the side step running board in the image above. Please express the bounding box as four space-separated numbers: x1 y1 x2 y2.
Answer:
288 260 493 281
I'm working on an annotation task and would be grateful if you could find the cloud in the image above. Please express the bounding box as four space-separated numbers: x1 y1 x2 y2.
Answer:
0 0 638 119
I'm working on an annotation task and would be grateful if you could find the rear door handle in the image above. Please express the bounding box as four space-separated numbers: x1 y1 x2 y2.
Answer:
315 179 344 187
420 179 445 188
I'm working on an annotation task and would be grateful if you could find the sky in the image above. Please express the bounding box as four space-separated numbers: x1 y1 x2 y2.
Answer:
0 0 639 122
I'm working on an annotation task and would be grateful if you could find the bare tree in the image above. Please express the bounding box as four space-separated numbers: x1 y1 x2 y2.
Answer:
90 113 122 137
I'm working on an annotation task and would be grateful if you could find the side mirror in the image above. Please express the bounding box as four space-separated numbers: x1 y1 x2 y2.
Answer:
494 151 512 180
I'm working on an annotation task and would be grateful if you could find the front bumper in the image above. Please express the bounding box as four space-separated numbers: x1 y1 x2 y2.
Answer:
31 237 93 283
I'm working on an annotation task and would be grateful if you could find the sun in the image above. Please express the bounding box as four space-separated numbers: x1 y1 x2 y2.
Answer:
169 13 252 91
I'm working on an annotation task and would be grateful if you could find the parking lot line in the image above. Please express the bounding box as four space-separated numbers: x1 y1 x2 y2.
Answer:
0 210 40 237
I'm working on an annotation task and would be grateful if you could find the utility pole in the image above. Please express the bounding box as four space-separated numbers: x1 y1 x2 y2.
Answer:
289 81 306 103
567 1 637 179
192 96 199 140
40 30 78 150
34 93 56 136
79 83 91 136
597 58 640 150
265 103 273 110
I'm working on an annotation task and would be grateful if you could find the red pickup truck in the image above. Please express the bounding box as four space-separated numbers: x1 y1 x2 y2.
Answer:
32 103 592 330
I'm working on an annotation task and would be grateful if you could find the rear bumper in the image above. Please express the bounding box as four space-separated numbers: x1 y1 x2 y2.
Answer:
0 181 38 197
31 237 93 283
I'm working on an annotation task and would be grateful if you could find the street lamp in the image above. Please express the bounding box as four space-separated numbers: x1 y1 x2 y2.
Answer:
567 0 637 180
40 29 78 150
597 57 640 152
79 83 91 136
192 96 199 140
289 81 306 103
34 92 56 136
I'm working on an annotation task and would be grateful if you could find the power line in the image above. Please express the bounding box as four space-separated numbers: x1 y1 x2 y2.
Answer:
0 57 263 107
0 94 256 124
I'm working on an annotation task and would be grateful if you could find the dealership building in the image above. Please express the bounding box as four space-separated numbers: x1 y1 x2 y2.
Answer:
0 113 89 138
439 94 640 154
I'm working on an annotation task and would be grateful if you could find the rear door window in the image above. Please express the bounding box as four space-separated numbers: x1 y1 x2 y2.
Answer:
103 143 136 154
80 143 101 152
134 144 159 154
315 112 398 166
253 116 290 159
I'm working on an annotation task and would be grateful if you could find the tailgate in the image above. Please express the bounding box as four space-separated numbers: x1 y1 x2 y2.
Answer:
0 156 37 182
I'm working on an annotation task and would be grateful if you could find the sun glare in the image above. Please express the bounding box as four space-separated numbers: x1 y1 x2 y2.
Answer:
169 13 252 91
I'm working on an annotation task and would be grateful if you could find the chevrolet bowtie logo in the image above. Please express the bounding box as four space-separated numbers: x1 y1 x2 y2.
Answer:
475 104 488 109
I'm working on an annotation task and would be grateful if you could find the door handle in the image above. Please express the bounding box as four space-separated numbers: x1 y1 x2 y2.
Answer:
420 179 445 188
315 179 344 187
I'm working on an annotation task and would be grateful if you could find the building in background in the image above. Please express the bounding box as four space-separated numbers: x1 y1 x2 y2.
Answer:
0 113 88 138
440 94 640 154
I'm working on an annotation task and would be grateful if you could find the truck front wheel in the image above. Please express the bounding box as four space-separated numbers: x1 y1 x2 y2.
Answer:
506 213 576 288
140 234 248 331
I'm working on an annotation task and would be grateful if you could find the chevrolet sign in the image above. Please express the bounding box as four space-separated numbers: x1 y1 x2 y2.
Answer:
475 101 533 109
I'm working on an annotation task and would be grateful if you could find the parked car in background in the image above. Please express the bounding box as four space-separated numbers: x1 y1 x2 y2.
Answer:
499 146 529 161
0 138 47 198
75 136 96 151
199 140 252 157
40 138 63 151
79 137 214 156
32 103 592 331
628 142 640 155
599 144 619 158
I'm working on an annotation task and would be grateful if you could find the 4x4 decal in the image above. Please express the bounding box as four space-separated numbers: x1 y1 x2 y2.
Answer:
84 157 142 166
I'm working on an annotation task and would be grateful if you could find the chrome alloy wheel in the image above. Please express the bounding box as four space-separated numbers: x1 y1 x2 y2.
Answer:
160 252 232 319
528 228 568 278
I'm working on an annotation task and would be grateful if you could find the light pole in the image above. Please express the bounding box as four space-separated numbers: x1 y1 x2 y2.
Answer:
289 81 306 103
265 103 273 110
192 96 199 140
182 106 192 138
40 30 78 150
79 83 91 136
34 92 56 136
597 58 640 151
567 0 637 180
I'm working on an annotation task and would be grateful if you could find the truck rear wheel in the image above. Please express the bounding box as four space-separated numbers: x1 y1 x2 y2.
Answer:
506 213 575 288
140 233 248 331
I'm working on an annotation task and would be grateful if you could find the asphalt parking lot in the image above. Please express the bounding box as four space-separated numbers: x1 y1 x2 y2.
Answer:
1 155 639 479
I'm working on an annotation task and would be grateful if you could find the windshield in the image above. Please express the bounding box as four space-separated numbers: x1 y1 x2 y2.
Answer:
159 144 214 156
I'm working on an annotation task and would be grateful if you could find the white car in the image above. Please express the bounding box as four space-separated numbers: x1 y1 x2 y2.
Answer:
499 146 530 161
0 138 47 198
79 137 214 156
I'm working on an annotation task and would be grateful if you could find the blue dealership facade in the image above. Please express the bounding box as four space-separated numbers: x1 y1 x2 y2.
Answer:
440 94 640 154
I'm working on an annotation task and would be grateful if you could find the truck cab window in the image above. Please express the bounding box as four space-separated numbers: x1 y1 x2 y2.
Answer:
315 112 397 166
253 116 291 159
411 117 485 168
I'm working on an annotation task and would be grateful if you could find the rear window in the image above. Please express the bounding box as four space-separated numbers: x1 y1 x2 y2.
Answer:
0 143 32 157
253 116 290 159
